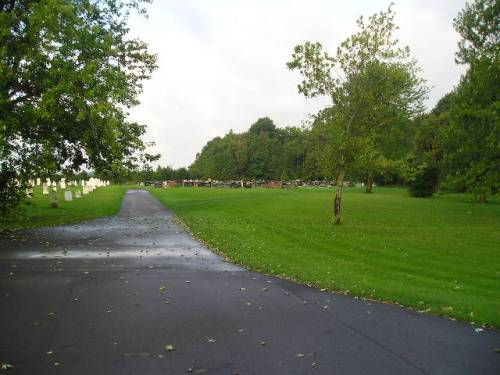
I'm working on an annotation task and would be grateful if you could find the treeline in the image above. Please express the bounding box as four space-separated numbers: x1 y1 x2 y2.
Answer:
188 116 410 186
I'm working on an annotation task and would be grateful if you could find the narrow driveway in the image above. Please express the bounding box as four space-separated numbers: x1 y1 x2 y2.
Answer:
0 189 498 374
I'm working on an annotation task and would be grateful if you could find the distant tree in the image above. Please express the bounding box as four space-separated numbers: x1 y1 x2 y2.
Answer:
281 127 309 179
405 112 448 197
0 0 157 214
191 117 288 181
288 5 428 223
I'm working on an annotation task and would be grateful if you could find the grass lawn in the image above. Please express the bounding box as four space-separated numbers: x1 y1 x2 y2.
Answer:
0 184 130 231
149 186 500 327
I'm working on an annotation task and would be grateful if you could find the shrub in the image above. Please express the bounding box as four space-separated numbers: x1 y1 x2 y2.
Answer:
407 163 440 197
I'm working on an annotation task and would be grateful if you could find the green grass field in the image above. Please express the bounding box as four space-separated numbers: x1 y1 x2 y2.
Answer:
0 184 129 231
149 187 500 327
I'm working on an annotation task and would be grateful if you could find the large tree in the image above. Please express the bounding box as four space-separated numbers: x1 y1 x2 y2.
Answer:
0 0 157 213
443 0 499 201
287 5 427 223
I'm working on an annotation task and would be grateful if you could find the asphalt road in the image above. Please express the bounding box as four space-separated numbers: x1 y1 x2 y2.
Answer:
0 189 498 375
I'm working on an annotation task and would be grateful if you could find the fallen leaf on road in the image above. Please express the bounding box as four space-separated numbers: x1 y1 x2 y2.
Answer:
0 363 14 370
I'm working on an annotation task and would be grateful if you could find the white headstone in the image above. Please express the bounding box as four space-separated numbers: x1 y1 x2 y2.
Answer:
46 178 51 185
75 190 81 198
36 178 41 186
82 186 89 195
42 184 49 195
64 190 73 201
60 180 66 189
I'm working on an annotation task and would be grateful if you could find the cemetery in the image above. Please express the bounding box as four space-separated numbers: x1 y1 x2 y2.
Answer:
0 179 128 230
1 1 498 374
149 179 339 189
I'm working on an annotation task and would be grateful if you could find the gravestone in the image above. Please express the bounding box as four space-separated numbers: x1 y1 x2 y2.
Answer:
83 186 89 195
75 190 81 199
60 178 66 189
26 187 34 198
36 178 41 186
64 190 73 201
42 184 49 195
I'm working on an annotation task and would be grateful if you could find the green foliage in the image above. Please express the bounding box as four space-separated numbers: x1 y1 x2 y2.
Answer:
287 5 428 221
405 109 448 197
0 0 157 213
406 162 440 197
190 117 311 180
453 0 499 66
441 0 500 201
0 165 26 219
150 187 500 327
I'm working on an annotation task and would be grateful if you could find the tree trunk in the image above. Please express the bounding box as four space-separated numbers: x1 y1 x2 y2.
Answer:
365 175 373 193
333 168 345 225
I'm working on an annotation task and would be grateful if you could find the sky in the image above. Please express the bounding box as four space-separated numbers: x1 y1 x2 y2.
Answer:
127 0 467 168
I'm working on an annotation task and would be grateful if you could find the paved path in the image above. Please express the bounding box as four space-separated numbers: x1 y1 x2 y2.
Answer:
0 190 498 375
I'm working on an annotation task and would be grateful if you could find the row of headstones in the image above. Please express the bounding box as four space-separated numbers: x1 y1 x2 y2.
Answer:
25 178 110 202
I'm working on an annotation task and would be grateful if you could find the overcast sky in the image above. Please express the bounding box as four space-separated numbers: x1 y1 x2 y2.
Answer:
127 0 467 168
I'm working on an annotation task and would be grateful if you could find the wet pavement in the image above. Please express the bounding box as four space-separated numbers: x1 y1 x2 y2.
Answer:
0 189 499 374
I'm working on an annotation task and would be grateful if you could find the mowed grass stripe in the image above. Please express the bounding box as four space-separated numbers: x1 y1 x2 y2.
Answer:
149 187 500 327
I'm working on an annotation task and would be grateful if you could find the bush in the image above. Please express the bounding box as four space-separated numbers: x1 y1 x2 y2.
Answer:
406 163 440 197
0 168 27 220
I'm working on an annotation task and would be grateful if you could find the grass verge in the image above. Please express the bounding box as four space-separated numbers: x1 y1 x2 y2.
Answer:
149 186 500 327
0 185 130 231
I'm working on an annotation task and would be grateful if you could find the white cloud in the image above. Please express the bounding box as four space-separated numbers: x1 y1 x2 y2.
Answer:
127 0 467 168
